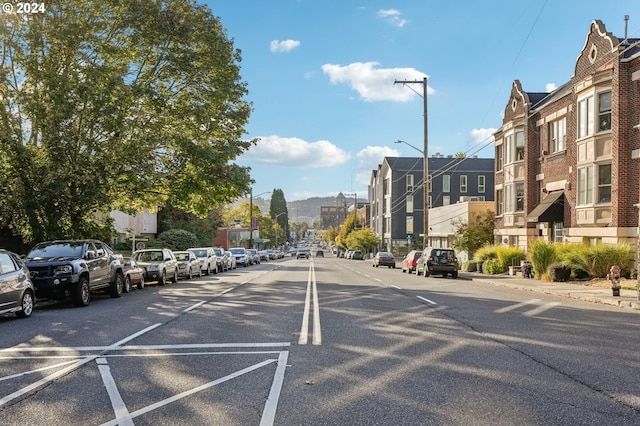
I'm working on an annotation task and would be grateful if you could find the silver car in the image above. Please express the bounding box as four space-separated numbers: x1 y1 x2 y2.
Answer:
133 248 178 286
174 251 202 280
0 249 35 318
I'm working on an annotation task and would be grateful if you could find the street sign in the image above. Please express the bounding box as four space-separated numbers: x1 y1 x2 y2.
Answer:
136 242 146 250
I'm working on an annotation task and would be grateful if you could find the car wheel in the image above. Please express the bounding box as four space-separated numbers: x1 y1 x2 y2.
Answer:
123 276 131 293
158 270 166 286
205 265 210 275
452 272 458 279
188 268 193 280
138 276 145 290
172 269 178 283
16 291 34 318
198 268 202 277
424 269 430 277
109 272 124 298
71 276 91 307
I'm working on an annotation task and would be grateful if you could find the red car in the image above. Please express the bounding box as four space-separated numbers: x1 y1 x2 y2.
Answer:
401 250 422 274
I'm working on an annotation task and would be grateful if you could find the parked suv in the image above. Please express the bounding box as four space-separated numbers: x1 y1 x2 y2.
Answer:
401 250 422 274
133 248 179 286
416 247 459 278
188 247 217 275
25 240 125 307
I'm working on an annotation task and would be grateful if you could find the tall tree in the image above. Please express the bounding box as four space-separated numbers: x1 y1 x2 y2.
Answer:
0 0 254 244
451 210 495 259
269 188 289 240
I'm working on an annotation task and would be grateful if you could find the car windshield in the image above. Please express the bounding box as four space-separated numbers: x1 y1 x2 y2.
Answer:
174 252 190 261
230 248 245 254
190 249 208 257
378 252 393 258
27 242 84 259
213 248 223 255
134 251 163 262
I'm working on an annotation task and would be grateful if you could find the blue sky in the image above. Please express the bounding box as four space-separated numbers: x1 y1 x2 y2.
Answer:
206 1 638 201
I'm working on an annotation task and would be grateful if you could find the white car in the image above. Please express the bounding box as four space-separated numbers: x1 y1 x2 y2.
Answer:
229 247 249 267
188 247 217 275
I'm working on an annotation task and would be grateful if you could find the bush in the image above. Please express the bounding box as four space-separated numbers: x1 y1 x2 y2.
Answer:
483 258 503 274
158 229 199 251
474 244 497 262
529 240 558 279
548 263 571 282
558 243 635 278
462 261 477 272
496 246 526 271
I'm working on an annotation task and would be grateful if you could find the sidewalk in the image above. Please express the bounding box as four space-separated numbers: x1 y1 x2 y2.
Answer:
462 272 640 310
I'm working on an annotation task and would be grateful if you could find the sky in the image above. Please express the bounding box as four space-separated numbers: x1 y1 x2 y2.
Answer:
206 1 639 201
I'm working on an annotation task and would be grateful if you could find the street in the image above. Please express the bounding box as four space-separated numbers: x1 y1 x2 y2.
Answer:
1 255 639 425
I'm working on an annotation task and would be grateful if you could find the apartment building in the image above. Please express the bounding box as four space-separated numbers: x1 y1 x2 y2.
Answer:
494 20 640 250
369 156 494 252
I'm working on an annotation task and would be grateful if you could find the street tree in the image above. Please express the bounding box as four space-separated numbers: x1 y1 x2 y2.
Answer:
269 189 289 239
451 210 495 260
0 0 254 245
345 228 380 253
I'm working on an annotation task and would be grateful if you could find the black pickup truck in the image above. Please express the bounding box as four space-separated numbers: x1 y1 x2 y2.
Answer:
25 239 125 307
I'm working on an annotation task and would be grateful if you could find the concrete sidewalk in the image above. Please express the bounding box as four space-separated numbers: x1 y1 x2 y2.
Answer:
462 272 640 310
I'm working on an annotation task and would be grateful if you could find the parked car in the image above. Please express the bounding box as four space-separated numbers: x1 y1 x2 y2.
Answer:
266 249 276 260
372 252 396 268
351 250 364 260
212 247 228 272
401 250 422 274
259 250 270 262
225 251 237 270
188 247 217 275
25 239 125 307
121 257 145 290
229 247 249 267
247 249 260 265
0 249 35 318
296 248 310 259
174 251 202 279
133 248 178 286
315 249 324 257
417 247 459 278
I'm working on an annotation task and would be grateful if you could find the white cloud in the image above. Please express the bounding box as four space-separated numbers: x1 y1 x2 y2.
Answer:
241 135 350 167
469 128 496 147
355 145 400 185
545 82 557 92
270 39 301 53
321 62 432 102
377 9 407 28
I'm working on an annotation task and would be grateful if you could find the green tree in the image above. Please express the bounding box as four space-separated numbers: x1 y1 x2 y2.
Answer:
451 210 495 259
269 189 289 239
0 0 254 245
158 229 199 251
336 212 358 248
158 204 222 246
345 228 380 252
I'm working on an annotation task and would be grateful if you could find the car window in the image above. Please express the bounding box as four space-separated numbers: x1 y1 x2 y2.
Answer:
0 252 17 275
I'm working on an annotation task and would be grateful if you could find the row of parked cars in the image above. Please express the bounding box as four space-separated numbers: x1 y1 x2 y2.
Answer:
0 239 283 319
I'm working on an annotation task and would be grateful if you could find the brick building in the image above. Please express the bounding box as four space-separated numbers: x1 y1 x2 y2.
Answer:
494 20 640 250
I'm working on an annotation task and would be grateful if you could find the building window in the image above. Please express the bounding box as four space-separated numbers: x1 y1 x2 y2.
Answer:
460 175 467 193
478 175 485 193
578 95 594 139
383 178 389 196
496 144 503 171
550 117 566 153
515 182 524 212
406 215 414 235
406 174 414 192
443 175 450 192
515 131 524 161
497 189 504 215
504 134 513 164
598 91 611 131
428 174 432 192
406 195 414 213
443 195 450 206
598 164 611 203
577 165 594 206
552 222 564 243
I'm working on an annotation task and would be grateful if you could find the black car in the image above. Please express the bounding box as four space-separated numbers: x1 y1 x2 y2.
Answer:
416 247 459 278
25 240 125 307
372 252 396 268
0 249 35 318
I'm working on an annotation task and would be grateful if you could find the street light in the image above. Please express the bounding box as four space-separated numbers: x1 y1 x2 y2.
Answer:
395 138 428 249
393 76 428 249
249 189 270 249
274 212 286 247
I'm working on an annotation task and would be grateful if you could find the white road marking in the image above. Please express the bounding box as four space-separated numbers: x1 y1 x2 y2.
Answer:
97 357 134 426
495 299 541 314
416 296 437 305
523 302 562 317
390 285 402 289
183 300 206 312
260 350 289 426
299 261 322 345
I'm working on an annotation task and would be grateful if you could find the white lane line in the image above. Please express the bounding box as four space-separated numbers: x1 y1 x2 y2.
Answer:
0 342 291 353
390 285 402 289
97 357 134 426
311 262 322 346
523 302 562 317
260 350 289 426
298 264 312 345
0 360 79 382
0 323 162 408
495 299 541 314
183 300 206 312
100 359 278 426
416 296 437 305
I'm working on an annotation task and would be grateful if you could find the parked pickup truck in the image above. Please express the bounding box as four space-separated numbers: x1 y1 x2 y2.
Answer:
25 239 125 307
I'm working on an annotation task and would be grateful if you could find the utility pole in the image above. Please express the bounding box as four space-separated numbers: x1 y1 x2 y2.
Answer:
394 76 428 248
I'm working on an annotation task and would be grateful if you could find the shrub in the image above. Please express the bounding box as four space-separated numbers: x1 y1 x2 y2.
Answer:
496 246 526 271
474 244 497 262
483 258 503 274
558 243 635 278
158 229 199 251
464 261 478 272
529 240 558 279
548 263 571 282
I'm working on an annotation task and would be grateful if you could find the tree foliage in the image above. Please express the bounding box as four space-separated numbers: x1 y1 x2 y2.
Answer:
336 212 357 248
344 228 380 252
0 0 254 244
269 189 288 239
158 228 199 251
451 210 495 258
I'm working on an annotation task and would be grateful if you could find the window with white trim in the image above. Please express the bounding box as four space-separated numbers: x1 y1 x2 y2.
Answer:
598 164 611 203
550 117 566 153
460 175 467 193
443 175 450 192
406 174 414 192
515 131 524 161
496 189 504 215
553 222 564 243
406 195 414 213
478 175 485 193
577 165 593 206
515 182 524 212
598 91 611 131
496 144 504 171
578 95 594 139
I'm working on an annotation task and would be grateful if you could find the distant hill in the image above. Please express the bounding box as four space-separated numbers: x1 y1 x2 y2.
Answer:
235 196 364 225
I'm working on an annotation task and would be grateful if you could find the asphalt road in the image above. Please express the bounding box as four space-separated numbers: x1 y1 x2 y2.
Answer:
1 255 638 425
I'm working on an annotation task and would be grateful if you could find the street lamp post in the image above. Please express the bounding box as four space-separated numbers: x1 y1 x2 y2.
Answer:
394 76 428 249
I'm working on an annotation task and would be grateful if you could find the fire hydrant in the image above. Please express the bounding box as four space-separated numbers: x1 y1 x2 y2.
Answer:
607 265 621 297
